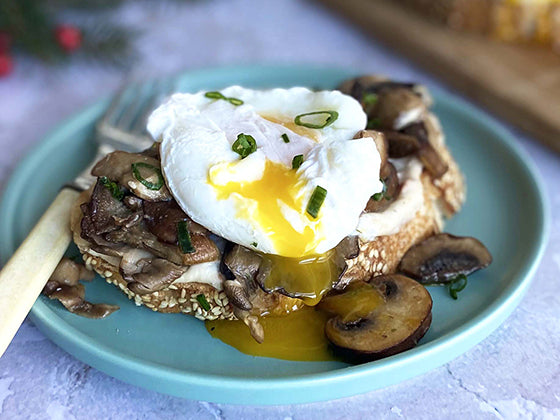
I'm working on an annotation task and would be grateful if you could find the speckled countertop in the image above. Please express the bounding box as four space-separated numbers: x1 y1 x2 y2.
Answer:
1 1 559 418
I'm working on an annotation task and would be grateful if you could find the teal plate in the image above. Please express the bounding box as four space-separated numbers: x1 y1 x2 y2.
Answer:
0 65 549 404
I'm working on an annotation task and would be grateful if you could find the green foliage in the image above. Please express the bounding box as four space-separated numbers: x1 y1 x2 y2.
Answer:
0 0 203 66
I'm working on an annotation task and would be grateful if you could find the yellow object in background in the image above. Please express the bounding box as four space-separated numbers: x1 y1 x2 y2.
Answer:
400 0 560 52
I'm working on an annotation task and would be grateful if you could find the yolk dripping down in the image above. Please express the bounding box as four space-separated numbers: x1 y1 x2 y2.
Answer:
261 251 342 306
209 159 346 360
211 159 341 305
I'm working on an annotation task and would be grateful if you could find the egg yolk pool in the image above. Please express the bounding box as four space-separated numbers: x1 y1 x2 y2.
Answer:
206 306 335 361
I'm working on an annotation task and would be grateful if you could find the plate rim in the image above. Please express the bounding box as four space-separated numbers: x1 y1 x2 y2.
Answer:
0 64 550 404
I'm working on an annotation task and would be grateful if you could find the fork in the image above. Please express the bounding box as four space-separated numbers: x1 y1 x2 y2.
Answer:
0 79 173 357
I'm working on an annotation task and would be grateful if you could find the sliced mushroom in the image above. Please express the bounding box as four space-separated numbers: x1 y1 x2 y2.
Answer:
320 274 432 363
336 235 360 260
222 245 268 341
223 278 253 311
49 257 94 286
119 248 154 281
373 88 427 130
92 151 172 201
42 258 119 319
127 258 187 295
106 223 219 266
383 130 421 158
364 162 400 213
81 178 133 242
401 122 448 178
338 76 420 103
353 130 388 167
123 195 143 211
143 200 207 244
398 233 492 284
222 245 262 309
224 245 263 284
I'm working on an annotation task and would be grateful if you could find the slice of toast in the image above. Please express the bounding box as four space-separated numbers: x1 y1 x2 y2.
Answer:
69 87 465 322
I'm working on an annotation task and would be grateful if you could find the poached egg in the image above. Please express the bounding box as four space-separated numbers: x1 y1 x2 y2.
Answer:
147 86 382 261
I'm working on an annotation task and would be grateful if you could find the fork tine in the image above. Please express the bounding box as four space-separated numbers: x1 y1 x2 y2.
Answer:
130 78 175 135
115 81 154 131
97 84 130 128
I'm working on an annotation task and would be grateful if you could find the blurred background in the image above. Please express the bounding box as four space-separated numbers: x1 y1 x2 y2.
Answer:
1 0 559 192
0 0 559 418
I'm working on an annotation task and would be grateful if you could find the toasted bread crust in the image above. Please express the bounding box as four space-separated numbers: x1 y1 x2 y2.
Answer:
71 190 236 320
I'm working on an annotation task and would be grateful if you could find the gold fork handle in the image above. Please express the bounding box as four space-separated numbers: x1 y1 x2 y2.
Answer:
0 188 79 357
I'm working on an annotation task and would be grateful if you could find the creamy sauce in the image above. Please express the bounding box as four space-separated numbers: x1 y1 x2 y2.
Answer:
206 306 336 361
172 260 223 290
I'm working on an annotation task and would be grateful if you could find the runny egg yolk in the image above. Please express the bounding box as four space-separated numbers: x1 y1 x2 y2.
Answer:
212 159 320 258
211 160 342 306
206 306 337 361
261 116 320 142
261 251 342 306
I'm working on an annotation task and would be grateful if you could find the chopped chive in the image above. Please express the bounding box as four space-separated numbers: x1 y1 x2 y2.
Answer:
131 163 164 191
366 117 381 129
292 154 304 169
177 221 196 254
251 242 258 247
205 91 226 100
205 91 243 106
362 93 378 106
306 186 327 218
448 274 468 300
372 178 387 201
281 133 290 143
294 111 339 129
99 176 124 200
227 97 244 106
196 294 211 311
232 133 257 158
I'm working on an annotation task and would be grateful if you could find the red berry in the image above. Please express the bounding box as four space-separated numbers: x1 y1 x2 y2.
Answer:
0 54 13 77
0 32 11 54
54 25 82 53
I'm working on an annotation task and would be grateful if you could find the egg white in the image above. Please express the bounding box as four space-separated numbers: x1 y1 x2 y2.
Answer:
147 86 382 257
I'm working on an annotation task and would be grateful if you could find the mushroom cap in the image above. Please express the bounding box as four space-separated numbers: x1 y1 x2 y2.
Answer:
364 162 400 213
323 274 432 363
398 233 493 284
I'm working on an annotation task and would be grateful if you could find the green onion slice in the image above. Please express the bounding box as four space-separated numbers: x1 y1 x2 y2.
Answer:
372 178 387 201
131 162 164 191
366 117 381 129
204 91 226 100
294 111 339 129
281 133 290 143
251 242 258 247
362 93 378 106
205 91 243 106
196 294 211 311
227 97 244 106
448 274 468 300
306 186 327 218
99 176 124 200
232 133 257 158
177 220 196 254
292 154 304 170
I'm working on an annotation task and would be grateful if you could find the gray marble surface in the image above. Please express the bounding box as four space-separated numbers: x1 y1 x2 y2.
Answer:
1 1 559 418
